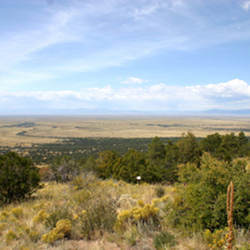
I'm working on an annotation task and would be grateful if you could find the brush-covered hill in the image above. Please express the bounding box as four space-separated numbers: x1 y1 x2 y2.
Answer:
0 132 249 249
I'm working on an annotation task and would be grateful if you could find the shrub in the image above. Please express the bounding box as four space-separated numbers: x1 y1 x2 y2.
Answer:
38 165 52 181
5 230 18 243
115 203 160 232
176 132 201 164
154 231 177 250
50 156 82 183
96 151 120 179
124 225 139 246
33 210 49 224
71 173 98 191
168 153 250 231
155 186 165 198
0 152 40 204
25 228 40 242
80 196 117 239
203 228 227 249
45 206 72 229
42 219 72 244
11 207 23 218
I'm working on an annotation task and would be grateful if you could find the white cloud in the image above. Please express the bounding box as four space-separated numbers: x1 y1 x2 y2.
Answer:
0 79 249 114
1 0 250 76
241 0 250 11
187 79 250 99
122 77 148 84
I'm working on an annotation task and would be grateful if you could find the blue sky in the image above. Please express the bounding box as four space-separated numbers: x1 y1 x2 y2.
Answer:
0 0 250 114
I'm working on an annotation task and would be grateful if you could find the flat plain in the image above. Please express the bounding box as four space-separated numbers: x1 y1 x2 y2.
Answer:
0 115 250 147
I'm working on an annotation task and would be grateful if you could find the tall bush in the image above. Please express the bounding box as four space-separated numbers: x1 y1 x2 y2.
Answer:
168 153 249 231
0 152 40 204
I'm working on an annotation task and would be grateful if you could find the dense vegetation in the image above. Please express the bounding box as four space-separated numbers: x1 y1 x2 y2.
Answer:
0 137 179 164
0 132 249 249
39 132 249 231
0 152 40 204
91 132 249 183
0 132 248 166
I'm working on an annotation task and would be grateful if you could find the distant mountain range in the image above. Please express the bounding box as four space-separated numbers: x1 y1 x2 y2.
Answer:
204 109 250 116
1 108 250 116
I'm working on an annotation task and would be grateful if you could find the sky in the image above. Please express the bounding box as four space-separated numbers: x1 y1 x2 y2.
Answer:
0 0 250 115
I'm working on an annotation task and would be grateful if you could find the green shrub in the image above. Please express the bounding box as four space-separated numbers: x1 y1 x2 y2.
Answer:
176 132 201 164
0 152 40 204
154 231 177 250
155 186 165 198
168 153 250 231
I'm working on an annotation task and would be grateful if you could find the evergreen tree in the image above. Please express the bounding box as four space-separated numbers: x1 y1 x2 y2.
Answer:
0 152 40 204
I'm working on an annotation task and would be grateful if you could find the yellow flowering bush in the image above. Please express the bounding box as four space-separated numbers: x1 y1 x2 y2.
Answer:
5 230 18 243
203 228 228 249
0 222 7 231
42 219 72 244
0 211 10 220
115 202 159 232
32 209 48 224
11 207 24 218
24 227 40 242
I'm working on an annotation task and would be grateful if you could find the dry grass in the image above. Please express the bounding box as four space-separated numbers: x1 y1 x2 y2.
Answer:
1 116 250 147
0 177 249 250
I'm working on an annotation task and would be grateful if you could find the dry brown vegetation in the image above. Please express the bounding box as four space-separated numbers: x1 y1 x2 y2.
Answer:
1 116 250 147
0 176 249 250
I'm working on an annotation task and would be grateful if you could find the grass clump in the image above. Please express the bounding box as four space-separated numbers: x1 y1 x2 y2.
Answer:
79 196 117 239
27 229 40 242
154 231 177 250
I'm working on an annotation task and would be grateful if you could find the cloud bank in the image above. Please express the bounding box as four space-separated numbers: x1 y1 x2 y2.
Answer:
0 79 249 114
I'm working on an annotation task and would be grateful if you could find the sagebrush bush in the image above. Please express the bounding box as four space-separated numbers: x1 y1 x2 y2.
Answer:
0 152 40 204
79 196 117 239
